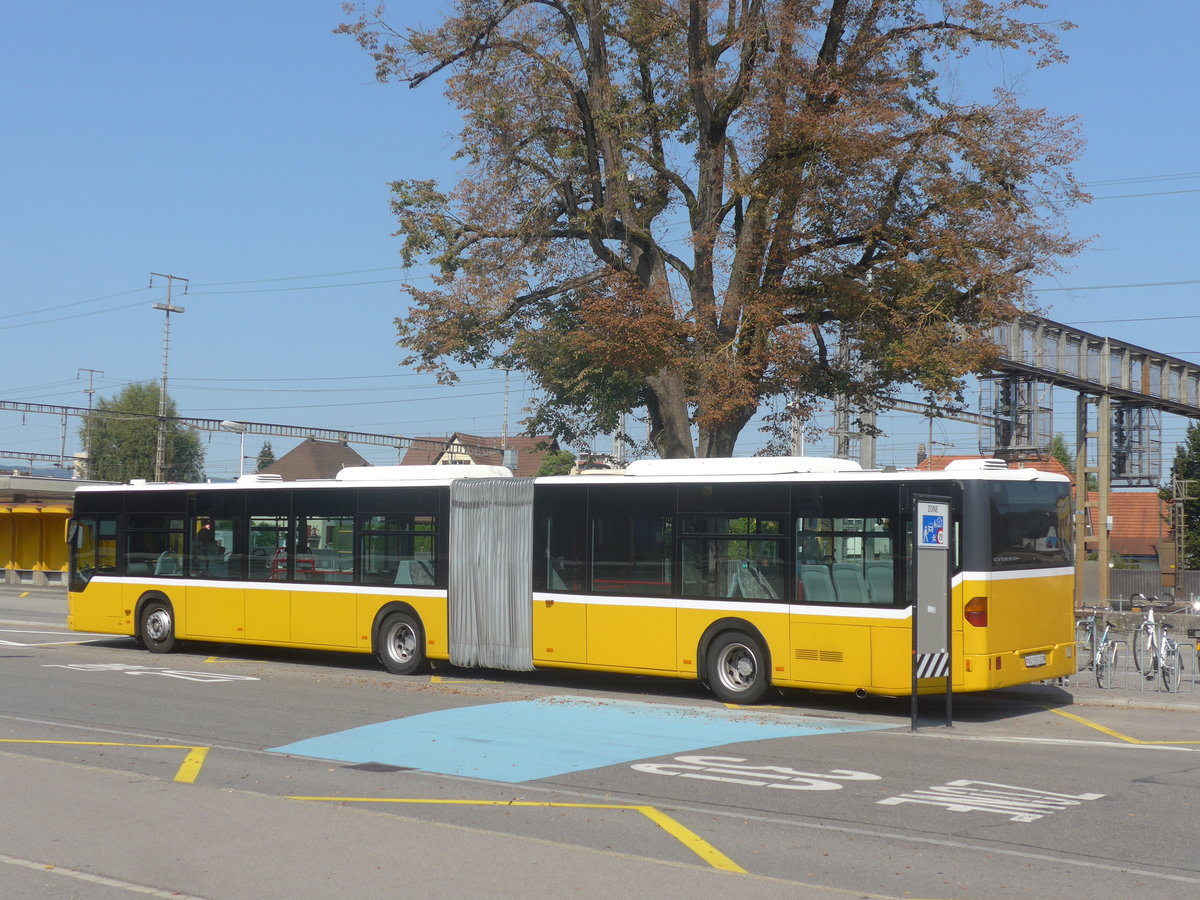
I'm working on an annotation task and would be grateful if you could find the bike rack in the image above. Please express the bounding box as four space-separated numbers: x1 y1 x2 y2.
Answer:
1125 637 1197 695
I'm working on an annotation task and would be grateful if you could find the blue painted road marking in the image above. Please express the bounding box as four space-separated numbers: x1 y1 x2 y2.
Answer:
270 697 891 783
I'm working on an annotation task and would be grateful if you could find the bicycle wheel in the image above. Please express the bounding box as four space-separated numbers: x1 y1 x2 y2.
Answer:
1161 642 1183 693
1131 624 1156 674
1076 620 1095 671
1095 642 1118 689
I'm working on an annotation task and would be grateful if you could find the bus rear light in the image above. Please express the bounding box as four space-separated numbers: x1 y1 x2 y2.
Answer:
964 597 988 628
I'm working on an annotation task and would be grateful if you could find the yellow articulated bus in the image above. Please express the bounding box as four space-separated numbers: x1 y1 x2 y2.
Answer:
67 456 1075 704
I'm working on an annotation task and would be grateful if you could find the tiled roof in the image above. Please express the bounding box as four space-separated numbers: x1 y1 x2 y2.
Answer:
399 433 560 478
258 437 370 481
1085 491 1169 558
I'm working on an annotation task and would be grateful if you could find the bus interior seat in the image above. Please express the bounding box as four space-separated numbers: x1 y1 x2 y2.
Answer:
153 552 180 576
548 559 568 590
800 564 837 604
831 563 871 604
726 563 779 600
865 561 893 604
394 559 435 587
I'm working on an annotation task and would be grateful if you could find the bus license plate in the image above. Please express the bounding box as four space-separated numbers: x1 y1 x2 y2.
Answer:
1024 653 1047 668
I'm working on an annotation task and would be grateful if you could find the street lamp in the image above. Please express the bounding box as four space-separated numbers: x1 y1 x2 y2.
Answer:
220 420 248 477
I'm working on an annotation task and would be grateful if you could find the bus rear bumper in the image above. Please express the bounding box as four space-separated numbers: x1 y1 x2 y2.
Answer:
962 641 1076 691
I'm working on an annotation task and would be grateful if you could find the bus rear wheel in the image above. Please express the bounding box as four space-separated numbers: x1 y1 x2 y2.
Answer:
377 611 429 676
705 631 769 705
139 599 176 653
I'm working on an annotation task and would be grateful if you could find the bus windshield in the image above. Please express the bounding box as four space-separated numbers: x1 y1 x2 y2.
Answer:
987 481 1072 569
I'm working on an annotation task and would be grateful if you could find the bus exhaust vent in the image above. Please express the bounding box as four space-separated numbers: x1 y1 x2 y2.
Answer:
795 648 844 663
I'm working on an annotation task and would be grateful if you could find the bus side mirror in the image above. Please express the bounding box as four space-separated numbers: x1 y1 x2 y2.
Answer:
67 520 82 547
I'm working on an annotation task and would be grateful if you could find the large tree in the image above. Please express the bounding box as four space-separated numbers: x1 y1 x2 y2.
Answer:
81 382 205 483
255 440 277 473
341 0 1085 458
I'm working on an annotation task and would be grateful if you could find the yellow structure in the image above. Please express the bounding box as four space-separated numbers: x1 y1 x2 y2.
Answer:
0 474 109 587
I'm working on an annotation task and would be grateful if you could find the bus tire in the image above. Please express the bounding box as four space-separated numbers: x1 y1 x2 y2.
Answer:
139 597 176 654
705 630 769 705
376 610 429 676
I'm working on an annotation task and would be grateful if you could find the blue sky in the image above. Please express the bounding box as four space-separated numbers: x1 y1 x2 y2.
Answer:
2 2 1197 479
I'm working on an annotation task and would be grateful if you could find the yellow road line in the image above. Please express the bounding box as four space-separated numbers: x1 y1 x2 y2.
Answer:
1049 708 1143 743
1049 708 1200 745
0 739 211 783
631 803 744 872
289 796 745 873
173 747 210 783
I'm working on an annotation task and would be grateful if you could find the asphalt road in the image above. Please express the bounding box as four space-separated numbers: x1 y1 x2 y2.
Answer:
2 586 1199 899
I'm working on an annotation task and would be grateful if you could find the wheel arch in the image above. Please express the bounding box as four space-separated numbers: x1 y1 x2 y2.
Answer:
370 601 424 655
697 617 772 681
134 590 174 640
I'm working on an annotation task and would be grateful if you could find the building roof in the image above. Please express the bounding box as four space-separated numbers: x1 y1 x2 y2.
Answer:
1085 491 1169 559
0 474 116 506
258 437 370 481
399 433 560 478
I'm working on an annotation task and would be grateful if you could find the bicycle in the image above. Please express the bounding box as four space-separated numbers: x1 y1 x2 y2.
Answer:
1075 606 1121 689
1129 593 1186 693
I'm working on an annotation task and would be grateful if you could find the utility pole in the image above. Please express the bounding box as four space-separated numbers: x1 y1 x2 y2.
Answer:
1174 478 1196 586
150 273 188 482
501 368 510 452
78 368 102 478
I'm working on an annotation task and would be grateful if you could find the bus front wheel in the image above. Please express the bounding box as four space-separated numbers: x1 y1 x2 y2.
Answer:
377 611 429 676
705 631 769 705
139 599 176 653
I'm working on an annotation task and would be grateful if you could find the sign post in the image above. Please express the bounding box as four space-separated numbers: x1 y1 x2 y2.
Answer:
911 495 952 731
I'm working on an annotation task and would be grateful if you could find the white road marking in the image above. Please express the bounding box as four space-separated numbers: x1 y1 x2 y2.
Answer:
878 779 1104 823
43 662 259 683
0 852 212 899
633 755 880 791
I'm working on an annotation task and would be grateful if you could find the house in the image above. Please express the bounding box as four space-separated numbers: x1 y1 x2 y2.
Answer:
257 437 370 480
400 433 560 478
1084 490 1168 568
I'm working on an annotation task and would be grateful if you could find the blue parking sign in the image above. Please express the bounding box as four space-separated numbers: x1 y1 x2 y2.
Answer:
918 504 948 549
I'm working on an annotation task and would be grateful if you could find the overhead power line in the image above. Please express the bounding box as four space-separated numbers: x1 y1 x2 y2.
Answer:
1036 278 1200 293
